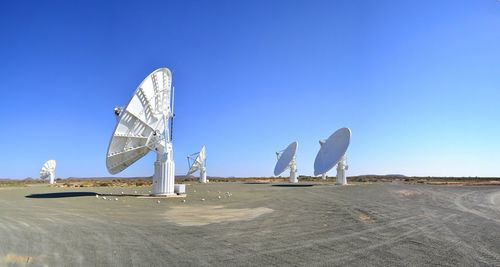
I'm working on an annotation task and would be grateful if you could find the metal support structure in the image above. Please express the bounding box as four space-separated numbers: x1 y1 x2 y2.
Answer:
200 167 207 183
49 173 55 184
153 143 175 196
274 142 298 184
336 155 348 185
186 146 207 183
289 162 297 183
106 68 178 197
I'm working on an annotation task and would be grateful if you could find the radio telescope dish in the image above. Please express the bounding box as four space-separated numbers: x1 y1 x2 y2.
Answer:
314 127 351 185
40 160 56 184
274 141 298 183
187 145 207 183
106 68 176 196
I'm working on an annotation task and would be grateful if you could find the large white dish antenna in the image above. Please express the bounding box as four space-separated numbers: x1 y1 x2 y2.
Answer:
187 145 207 183
40 160 56 185
274 141 298 183
106 68 176 196
314 127 351 177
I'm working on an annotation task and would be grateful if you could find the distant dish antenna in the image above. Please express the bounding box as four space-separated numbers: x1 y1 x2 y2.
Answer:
40 160 56 184
274 141 298 183
187 145 207 183
106 68 176 196
314 128 351 185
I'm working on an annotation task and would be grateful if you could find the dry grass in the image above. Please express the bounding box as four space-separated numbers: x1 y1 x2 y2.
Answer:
2 176 500 188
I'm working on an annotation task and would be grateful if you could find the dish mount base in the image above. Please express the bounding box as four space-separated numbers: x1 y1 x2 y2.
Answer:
200 168 207 183
335 156 348 185
289 164 297 183
153 146 175 196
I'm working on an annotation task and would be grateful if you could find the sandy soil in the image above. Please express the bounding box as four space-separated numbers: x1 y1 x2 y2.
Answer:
0 183 500 266
164 205 273 226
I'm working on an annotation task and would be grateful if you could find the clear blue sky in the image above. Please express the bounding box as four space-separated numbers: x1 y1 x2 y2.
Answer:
0 0 499 179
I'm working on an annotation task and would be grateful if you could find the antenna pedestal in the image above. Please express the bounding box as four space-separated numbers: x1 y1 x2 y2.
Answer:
322 173 327 180
200 167 207 183
289 164 297 183
336 156 347 185
153 144 175 196
49 173 55 185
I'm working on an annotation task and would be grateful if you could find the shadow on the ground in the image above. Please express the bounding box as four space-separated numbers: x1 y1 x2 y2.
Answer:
271 184 315 187
25 192 142 198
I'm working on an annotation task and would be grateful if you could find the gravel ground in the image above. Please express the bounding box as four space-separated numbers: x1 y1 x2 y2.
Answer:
0 183 500 266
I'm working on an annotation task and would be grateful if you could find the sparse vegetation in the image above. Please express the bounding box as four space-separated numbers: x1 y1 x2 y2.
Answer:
1 175 500 188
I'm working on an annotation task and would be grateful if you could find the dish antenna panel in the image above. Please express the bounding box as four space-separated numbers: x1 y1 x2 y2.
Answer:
187 145 207 183
274 141 298 183
40 160 56 184
106 68 176 196
314 128 351 185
